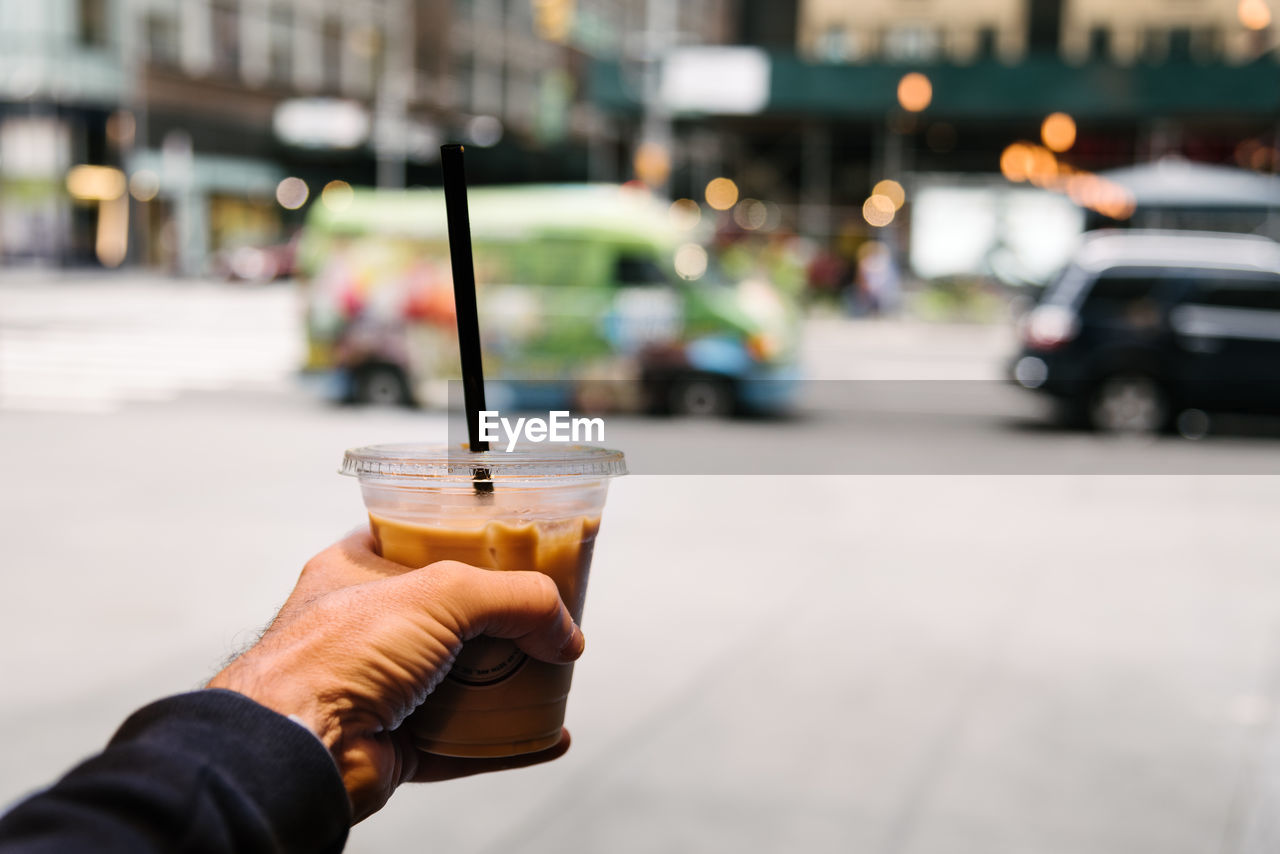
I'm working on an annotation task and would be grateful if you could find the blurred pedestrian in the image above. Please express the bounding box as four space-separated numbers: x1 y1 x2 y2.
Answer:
0 530 584 853
854 240 902 316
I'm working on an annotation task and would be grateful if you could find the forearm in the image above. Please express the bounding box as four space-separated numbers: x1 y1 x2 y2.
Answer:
0 690 350 854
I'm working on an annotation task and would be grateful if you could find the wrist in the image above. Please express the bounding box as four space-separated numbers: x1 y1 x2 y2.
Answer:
208 660 346 752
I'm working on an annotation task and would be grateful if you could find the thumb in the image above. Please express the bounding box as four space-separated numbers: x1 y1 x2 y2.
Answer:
399 561 585 665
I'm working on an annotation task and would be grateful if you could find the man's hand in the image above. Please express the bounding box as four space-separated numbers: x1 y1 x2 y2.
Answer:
207 530 585 822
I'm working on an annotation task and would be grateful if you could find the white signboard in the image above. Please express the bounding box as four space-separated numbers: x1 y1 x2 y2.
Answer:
910 182 1084 283
273 99 370 150
661 47 770 115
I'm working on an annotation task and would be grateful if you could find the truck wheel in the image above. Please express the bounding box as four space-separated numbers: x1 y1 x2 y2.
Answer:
670 375 735 418
1089 374 1166 434
354 364 412 407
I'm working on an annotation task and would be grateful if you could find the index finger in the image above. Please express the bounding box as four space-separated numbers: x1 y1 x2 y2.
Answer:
395 561 585 665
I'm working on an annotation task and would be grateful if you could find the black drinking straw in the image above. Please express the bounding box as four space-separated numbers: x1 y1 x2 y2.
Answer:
440 143 493 493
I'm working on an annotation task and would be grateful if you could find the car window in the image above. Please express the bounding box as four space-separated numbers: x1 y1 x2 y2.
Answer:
1185 273 1280 312
1080 269 1164 315
614 255 669 288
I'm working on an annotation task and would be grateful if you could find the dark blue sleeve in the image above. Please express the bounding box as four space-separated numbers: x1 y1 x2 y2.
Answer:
0 690 351 854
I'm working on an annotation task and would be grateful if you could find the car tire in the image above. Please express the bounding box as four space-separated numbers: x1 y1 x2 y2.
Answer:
1089 373 1167 434
669 375 735 418
354 364 413 407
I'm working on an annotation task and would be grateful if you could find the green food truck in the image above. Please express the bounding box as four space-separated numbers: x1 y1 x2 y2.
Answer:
297 184 800 415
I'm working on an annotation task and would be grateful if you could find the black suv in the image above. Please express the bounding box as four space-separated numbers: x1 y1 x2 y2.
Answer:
1012 230 1280 432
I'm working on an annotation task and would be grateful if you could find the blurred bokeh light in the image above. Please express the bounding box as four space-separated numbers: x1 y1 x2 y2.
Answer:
733 198 768 230
896 72 933 113
862 194 896 227
704 177 740 211
319 179 354 212
872 179 906 211
1238 0 1272 30
1040 112 1077 153
275 177 310 211
667 198 702 230
674 242 708 279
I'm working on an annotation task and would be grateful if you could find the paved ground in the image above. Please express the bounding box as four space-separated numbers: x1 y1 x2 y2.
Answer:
3 275 1280 853
0 272 301 413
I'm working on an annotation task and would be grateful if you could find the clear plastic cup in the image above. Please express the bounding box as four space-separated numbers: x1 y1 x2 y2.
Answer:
340 443 626 757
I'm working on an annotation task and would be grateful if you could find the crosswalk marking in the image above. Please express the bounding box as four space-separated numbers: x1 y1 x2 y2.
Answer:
0 276 303 414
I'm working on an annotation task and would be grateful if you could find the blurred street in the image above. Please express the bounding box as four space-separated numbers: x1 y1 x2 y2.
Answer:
8 272 1279 474
4 274 1280 852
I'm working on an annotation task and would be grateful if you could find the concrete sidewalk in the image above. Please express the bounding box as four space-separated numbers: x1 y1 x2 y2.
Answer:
1 390 1279 853
362 475 1280 854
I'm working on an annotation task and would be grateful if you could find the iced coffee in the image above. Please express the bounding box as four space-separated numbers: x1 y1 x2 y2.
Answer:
341 443 625 757
371 513 600 756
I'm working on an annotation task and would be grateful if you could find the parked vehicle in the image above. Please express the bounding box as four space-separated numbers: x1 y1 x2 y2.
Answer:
1012 230 1280 432
296 184 800 415
211 238 298 283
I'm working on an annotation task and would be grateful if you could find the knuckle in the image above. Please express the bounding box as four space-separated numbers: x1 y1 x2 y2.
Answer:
410 561 478 629
420 560 474 594
520 572 565 621
424 559 473 578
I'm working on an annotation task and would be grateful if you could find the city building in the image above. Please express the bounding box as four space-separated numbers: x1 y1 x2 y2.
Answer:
1061 0 1278 64
796 0 1279 65
798 0 1027 64
10 0 1278 273
590 0 1280 247
2 0 717 272
127 0 426 274
0 0 429 271
0 0 129 265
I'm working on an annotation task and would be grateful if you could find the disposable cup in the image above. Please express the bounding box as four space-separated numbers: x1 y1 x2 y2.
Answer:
340 443 626 757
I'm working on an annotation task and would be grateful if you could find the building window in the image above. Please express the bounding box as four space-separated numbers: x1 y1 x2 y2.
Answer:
976 26 998 59
146 12 181 66
1168 27 1192 60
1192 27 1222 62
211 0 240 77
322 17 343 92
78 0 109 47
884 24 941 62
1027 0 1064 54
816 25 860 62
350 24 383 95
270 7 292 85
1088 26 1110 60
